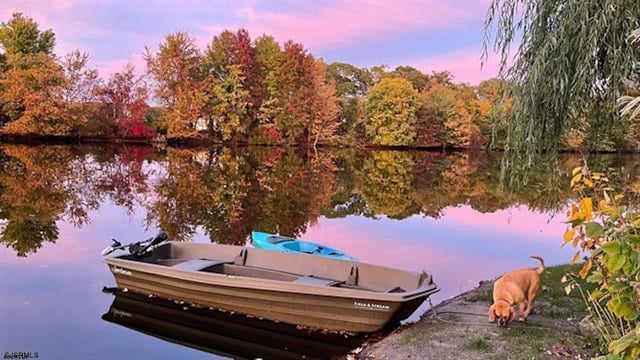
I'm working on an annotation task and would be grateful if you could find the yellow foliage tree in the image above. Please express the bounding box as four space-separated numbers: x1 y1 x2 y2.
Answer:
0 53 87 136
365 77 419 146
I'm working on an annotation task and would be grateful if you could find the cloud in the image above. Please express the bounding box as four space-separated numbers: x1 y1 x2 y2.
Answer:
200 0 488 50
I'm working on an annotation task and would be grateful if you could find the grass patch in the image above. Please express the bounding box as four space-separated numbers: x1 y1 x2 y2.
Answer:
537 263 596 320
399 331 422 346
502 326 548 340
467 289 492 303
468 338 492 352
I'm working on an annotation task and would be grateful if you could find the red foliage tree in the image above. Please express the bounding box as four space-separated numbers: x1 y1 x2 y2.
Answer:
116 97 155 138
232 29 262 110
95 64 155 138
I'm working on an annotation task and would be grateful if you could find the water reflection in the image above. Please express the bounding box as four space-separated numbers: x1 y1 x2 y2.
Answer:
2 144 640 359
4 144 640 257
103 290 369 359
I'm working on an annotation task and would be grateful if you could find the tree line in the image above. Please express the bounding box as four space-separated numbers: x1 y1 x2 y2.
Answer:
0 12 512 149
3 12 639 151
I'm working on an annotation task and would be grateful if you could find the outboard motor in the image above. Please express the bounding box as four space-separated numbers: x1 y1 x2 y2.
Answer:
131 231 169 257
101 239 123 256
100 231 169 257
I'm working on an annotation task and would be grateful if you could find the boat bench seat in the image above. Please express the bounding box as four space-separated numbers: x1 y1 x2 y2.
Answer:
172 259 227 271
293 276 342 287
386 286 406 293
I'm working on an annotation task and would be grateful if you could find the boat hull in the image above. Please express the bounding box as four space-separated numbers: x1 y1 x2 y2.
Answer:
104 242 438 333
108 266 424 332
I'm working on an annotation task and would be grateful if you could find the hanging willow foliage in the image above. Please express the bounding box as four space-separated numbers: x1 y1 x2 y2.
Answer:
483 0 640 171
619 28 640 120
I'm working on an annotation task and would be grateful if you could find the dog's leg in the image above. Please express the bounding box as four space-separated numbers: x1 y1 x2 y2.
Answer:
522 286 539 320
517 301 527 321
488 304 496 323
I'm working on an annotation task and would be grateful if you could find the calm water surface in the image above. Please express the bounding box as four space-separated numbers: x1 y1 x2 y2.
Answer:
1 144 639 359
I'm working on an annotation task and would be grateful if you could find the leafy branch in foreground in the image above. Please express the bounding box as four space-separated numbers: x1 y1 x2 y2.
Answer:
563 163 640 359
483 0 640 161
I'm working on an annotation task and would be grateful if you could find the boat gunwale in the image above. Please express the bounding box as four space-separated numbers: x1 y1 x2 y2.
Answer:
104 255 439 302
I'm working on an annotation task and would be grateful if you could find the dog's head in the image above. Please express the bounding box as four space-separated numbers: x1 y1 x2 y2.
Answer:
489 301 515 327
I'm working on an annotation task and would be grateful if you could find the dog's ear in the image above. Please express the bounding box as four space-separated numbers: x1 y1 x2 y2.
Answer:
507 306 515 325
488 304 496 323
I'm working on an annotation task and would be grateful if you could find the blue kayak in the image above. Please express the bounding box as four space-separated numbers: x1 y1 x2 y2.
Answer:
250 231 358 262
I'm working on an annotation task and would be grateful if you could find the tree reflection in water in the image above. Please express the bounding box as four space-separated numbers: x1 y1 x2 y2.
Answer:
1 143 639 257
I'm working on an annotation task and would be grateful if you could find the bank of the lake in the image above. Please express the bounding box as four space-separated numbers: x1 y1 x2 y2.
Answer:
358 264 600 360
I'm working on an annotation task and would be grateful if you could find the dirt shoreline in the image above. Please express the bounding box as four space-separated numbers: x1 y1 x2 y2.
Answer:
356 264 599 360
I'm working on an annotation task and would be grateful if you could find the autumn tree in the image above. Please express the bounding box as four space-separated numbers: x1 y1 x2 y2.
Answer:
95 64 154 138
307 60 340 146
62 50 99 103
0 53 87 136
369 64 389 83
145 32 204 138
274 41 316 143
422 83 482 148
254 35 284 143
204 29 258 140
205 64 250 141
476 78 512 147
428 71 455 89
365 77 419 146
222 29 262 109
0 13 89 135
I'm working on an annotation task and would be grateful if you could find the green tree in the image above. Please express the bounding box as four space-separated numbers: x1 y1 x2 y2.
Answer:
564 165 640 359
326 62 372 97
0 13 55 56
365 77 419 146
326 62 372 142
384 66 430 92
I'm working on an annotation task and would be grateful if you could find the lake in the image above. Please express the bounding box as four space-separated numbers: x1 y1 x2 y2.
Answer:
1 144 638 359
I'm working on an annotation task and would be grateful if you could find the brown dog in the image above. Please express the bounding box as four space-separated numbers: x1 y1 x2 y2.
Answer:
488 256 544 327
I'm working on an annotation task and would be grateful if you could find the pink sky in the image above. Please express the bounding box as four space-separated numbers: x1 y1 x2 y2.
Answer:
1 0 500 83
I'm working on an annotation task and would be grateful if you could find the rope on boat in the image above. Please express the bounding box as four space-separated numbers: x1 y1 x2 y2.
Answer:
425 297 575 331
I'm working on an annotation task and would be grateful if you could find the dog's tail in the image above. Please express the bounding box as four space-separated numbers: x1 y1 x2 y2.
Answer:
531 256 545 274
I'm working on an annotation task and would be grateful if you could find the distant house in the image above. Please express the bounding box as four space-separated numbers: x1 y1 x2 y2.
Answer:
194 117 207 131
194 117 218 132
